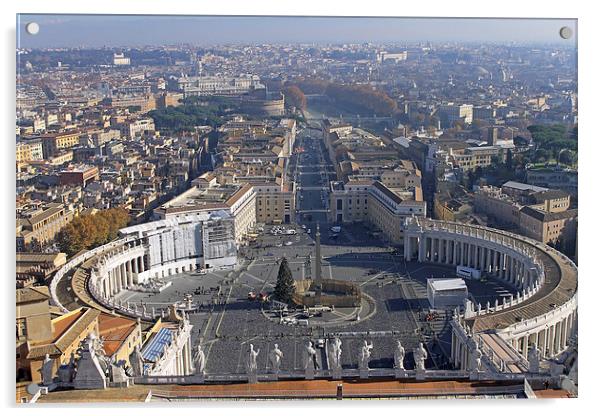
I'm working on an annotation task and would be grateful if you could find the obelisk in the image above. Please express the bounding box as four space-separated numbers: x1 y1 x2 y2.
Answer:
314 224 322 297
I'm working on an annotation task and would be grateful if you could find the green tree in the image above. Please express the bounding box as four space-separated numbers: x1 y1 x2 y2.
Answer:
558 150 576 166
273 257 296 304
534 148 551 163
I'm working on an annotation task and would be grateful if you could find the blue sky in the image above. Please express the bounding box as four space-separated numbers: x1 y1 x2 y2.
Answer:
17 15 577 48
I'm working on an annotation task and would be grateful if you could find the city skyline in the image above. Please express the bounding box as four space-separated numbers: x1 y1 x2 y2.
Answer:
17 15 577 48
15 14 578 402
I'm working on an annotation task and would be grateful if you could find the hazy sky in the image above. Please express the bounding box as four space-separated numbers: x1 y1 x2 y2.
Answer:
17 15 577 48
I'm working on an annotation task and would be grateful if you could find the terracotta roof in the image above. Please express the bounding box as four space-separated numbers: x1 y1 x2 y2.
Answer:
225 183 254 207
520 206 577 222
534 389 574 399
27 308 100 360
98 313 138 356
373 181 403 204
530 189 569 203
35 379 527 402
52 309 85 338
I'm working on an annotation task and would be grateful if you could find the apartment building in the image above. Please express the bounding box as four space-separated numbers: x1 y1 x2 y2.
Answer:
59 165 100 187
177 75 263 98
474 182 577 254
154 179 257 246
252 181 295 225
450 146 506 171
40 131 81 158
16 139 44 163
16 202 76 249
519 206 577 252
526 167 578 197
329 180 426 245
438 103 474 126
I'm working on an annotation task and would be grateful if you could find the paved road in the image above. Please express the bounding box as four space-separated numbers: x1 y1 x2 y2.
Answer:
291 128 336 228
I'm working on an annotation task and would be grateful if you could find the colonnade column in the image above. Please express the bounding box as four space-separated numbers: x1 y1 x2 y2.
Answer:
430 238 434 262
555 321 562 353
494 251 500 276
542 327 549 357
107 272 113 296
132 257 139 284
467 244 473 267
108 270 115 295
404 236 411 261
115 267 122 293
119 263 127 288
549 324 556 357
124 261 132 286
562 318 569 349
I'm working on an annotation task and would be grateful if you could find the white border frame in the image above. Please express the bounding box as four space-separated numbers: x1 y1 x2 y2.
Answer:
2 1 598 414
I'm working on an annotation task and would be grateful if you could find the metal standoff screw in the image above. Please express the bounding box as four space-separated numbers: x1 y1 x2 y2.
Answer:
25 22 40 35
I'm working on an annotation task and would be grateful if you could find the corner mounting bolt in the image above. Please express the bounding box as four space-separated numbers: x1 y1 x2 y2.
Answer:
26 22 40 35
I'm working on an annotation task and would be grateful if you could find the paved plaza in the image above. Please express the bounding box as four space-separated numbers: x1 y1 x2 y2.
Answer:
116 220 517 376
113 130 518 377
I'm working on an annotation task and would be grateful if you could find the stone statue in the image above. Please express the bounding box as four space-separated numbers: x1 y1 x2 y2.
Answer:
129 345 144 377
39 353 55 386
109 359 129 383
268 343 284 373
465 335 482 373
66 352 76 381
303 341 318 370
57 364 71 383
528 345 541 373
359 339 373 370
73 334 108 390
469 345 482 372
247 343 259 372
94 336 111 370
328 337 342 370
413 342 428 372
194 345 206 375
394 341 405 370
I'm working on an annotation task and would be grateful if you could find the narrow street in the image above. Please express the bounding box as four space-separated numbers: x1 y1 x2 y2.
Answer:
290 127 336 230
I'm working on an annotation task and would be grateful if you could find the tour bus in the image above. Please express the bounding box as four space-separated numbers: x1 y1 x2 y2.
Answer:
330 226 341 233
456 265 481 280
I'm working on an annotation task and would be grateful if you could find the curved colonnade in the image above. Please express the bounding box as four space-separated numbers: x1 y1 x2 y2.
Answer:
50 220 236 321
403 217 577 371
49 217 577 376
